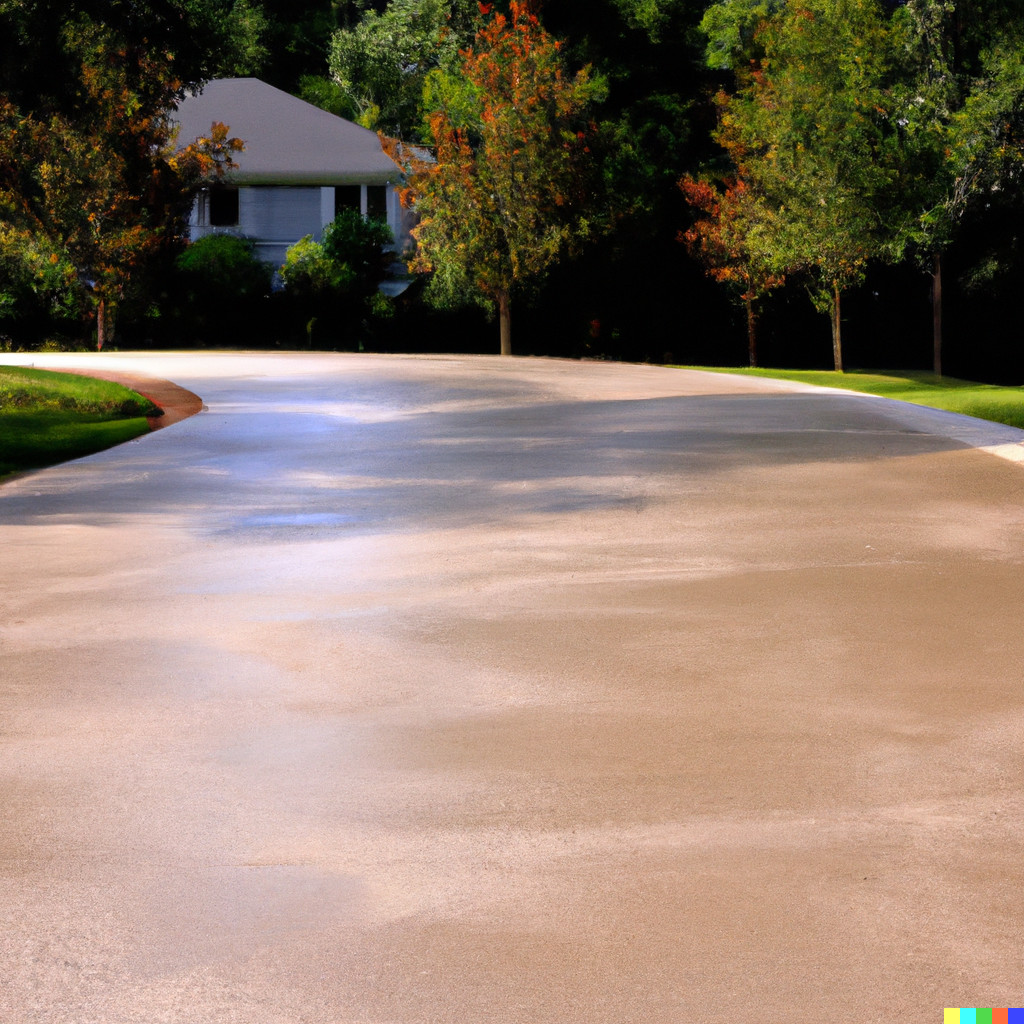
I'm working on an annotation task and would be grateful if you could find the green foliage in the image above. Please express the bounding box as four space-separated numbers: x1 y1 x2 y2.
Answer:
885 0 1024 260
258 0 344 94
327 0 479 138
171 233 272 342
713 0 899 368
0 1 260 115
0 224 82 328
609 0 699 41
176 234 272 298
408 4 608 353
217 0 271 77
321 210 393 287
280 212 392 299
950 23 1024 211
297 74 357 118
280 235 357 297
0 7 244 348
278 211 394 346
699 0 783 71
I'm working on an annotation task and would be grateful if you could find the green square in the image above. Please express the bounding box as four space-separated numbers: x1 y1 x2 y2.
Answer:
977 1012 993 1024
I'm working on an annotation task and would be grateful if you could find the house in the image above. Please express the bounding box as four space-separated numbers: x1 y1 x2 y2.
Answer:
173 78 415 269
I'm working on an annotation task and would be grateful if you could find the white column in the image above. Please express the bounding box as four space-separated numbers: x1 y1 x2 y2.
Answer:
320 187 335 233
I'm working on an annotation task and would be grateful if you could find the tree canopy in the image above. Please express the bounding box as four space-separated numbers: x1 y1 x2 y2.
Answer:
0 2 243 346
2 0 1024 374
400 2 607 354
327 0 479 138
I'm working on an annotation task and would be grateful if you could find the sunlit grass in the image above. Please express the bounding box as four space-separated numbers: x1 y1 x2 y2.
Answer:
684 367 1024 430
0 366 159 478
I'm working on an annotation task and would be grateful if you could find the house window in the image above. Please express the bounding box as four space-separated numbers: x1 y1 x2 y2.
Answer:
335 185 361 214
366 185 387 221
208 187 239 227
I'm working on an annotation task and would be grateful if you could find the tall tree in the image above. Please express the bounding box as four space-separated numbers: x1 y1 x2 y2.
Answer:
713 0 899 371
887 0 1024 375
679 172 783 366
0 1 259 111
259 0 344 92
0 10 242 347
327 0 479 138
401 2 606 354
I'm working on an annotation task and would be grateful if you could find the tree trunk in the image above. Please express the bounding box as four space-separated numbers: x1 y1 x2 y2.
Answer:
831 279 844 373
498 289 512 356
932 252 943 377
96 297 107 352
745 295 758 367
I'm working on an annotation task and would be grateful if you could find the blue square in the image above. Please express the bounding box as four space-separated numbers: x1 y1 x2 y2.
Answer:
1007 1010 1024 1024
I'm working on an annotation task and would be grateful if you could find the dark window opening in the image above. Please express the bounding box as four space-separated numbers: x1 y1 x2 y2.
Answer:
366 185 387 221
335 185 361 214
208 188 239 226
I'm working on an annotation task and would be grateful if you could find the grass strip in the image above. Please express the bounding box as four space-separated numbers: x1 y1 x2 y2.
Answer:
682 367 1024 431
0 366 160 478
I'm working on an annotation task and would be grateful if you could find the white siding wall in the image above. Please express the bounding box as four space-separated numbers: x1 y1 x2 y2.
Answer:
188 183 413 268
240 187 323 269
320 187 335 230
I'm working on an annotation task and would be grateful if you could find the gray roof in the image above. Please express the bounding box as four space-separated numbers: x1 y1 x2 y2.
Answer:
173 78 401 186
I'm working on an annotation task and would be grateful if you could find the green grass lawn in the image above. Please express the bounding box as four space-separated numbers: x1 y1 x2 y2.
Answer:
684 367 1024 431
0 366 161 479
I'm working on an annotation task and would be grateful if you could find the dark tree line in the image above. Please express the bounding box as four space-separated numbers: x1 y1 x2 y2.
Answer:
2 0 1024 378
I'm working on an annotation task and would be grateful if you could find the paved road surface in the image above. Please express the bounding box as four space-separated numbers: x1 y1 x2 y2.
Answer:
2 352 1024 1022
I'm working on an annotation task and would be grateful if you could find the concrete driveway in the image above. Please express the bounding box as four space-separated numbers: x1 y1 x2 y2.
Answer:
2 352 1023 1022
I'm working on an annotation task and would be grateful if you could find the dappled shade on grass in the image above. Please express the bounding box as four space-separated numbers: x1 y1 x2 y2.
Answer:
0 366 159 477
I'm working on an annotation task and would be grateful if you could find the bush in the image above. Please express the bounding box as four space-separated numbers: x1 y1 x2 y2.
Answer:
321 210 393 290
175 234 272 299
170 234 274 343
279 235 356 298
278 212 395 347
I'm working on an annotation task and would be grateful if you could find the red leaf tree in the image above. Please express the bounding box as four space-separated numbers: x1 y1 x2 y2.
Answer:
400 2 604 355
679 169 783 367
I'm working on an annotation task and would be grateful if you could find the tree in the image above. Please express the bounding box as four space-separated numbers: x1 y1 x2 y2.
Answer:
0 220 81 335
0 12 241 348
886 0 1024 375
320 209 394 285
713 0 899 371
327 0 479 139
0 1 261 112
258 0 347 94
403 2 606 355
679 172 783 366
699 0 784 71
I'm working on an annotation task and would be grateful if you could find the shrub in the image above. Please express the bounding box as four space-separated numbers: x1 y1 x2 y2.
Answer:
278 212 395 347
175 234 272 300
171 234 273 343
279 235 356 298
321 210 393 291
